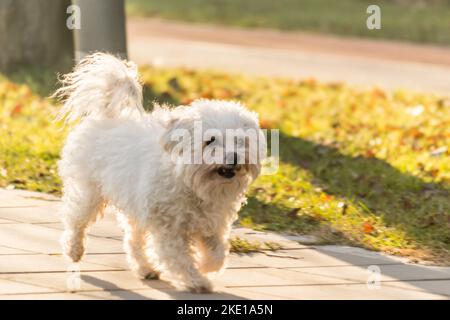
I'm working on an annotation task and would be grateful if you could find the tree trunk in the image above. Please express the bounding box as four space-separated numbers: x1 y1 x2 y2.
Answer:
0 0 73 72
73 0 127 61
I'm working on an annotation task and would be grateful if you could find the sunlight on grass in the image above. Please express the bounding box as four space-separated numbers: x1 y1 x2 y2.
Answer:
1 66 449 263
0 79 64 193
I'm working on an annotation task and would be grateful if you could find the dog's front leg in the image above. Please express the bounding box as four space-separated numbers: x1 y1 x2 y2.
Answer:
153 231 213 293
122 217 159 280
198 235 229 274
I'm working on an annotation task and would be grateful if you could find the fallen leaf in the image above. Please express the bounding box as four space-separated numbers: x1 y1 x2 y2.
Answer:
259 119 275 129
365 149 376 158
10 103 23 117
201 91 213 99
363 221 374 234
428 169 439 178
405 128 423 139
372 88 386 98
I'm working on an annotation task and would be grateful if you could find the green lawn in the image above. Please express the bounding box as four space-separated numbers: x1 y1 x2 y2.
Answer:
1 67 449 263
126 0 450 46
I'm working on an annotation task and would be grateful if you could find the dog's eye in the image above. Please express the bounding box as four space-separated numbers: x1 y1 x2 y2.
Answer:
205 136 215 146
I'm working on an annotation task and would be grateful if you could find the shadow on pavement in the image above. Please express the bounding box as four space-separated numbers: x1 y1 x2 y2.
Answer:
81 275 153 300
81 274 246 300
140 278 247 300
311 246 450 298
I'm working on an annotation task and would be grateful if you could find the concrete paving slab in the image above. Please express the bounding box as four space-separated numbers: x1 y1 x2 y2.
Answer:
0 246 34 255
0 278 56 295
81 253 128 270
0 255 122 273
0 223 63 254
385 280 450 297
75 286 285 300
0 206 60 224
38 220 124 239
66 288 224 300
218 267 352 287
315 245 408 264
289 264 450 283
0 189 60 207
227 252 308 269
237 283 447 300
229 250 399 269
82 252 266 271
0 218 15 224
0 292 97 300
1 188 449 299
226 255 265 269
306 247 404 265
0 271 285 299
0 270 169 293
0 223 123 254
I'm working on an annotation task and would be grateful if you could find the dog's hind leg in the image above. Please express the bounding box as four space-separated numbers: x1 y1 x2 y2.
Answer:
60 182 103 262
121 216 160 279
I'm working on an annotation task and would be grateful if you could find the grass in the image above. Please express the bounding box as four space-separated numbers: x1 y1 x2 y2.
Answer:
229 237 282 254
0 69 63 194
1 66 449 264
126 0 450 46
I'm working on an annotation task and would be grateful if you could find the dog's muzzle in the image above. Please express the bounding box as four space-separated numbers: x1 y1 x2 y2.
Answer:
218 152 239 179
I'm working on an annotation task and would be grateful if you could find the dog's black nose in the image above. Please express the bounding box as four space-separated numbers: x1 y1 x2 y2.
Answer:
218 167 235 178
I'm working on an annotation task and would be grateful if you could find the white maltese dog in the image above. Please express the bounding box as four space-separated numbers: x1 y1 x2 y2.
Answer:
53 53 265 293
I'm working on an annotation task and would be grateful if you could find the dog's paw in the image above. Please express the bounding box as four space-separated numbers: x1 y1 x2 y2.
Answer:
135 265 160 280
188 284 213 294
144 271 160 280
186 278 214 294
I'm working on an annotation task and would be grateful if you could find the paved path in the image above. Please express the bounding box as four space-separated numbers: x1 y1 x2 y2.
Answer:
0 188 449 299
127 18 450 95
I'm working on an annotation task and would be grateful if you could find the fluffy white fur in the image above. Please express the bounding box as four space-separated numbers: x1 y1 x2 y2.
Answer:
54 52 263 293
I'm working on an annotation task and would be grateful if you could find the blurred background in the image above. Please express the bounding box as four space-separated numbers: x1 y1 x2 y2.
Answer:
0 0 449 264
1 0 450 92
127 0 450 45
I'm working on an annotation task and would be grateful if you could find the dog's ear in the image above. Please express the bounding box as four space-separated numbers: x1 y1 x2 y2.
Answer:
160 115 196 153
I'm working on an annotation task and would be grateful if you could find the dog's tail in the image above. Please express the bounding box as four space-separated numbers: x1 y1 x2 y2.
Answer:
53 52 144 122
